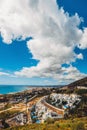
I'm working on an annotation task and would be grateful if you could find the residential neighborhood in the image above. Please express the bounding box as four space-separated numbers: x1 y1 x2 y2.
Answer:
0 86 86 129
30 93 81 123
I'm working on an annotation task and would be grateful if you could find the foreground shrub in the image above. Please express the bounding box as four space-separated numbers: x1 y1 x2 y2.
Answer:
45 118 55 124
72 122 85 130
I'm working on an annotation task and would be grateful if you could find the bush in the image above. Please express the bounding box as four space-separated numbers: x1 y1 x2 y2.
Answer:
55 122 60 128
45 118 55 124
72 122 85 130
0 110 19 120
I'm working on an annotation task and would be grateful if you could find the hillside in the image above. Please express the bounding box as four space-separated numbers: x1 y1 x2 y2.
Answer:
6 117 87 130
68 77 87 88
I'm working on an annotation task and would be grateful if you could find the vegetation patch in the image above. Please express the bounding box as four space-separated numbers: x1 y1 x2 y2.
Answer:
6 117 87 130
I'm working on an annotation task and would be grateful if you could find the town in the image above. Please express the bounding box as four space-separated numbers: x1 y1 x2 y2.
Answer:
0 86 84 129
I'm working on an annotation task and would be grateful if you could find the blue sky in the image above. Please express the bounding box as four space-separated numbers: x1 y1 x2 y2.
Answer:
0 0 87 85
0 37 38 71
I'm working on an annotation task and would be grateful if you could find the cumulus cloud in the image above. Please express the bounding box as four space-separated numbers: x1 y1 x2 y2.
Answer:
61 65 86 81
79 28 87 49
15 65 86 82
0 0 87 82
0 0 83 44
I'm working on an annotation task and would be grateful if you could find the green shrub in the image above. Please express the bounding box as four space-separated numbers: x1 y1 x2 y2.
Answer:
55 122 60 128
71 122 85 130
45 117 55 124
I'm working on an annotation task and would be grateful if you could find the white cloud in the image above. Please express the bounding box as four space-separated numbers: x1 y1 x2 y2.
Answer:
0 0 83 44
79 28 87 49
0 0 87 83
61 65 86 81
15 65 86 84
77 53 83 59
0 71 10 76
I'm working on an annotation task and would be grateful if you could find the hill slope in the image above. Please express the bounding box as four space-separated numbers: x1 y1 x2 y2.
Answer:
6 117 87 130
68 77 87 88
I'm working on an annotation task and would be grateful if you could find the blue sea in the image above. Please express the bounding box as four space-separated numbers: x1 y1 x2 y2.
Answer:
0 85 29 94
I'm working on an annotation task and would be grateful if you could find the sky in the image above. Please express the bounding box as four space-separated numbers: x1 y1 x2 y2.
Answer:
0 0 87 85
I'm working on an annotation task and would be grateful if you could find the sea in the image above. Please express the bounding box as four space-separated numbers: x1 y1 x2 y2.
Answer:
0 85 29 94
0 85 61 95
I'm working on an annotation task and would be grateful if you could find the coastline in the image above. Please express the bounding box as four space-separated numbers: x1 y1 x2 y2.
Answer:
0 85 30 95
0 85 61 95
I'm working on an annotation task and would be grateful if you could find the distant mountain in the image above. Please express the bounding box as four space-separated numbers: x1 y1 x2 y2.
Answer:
68 77 87 88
